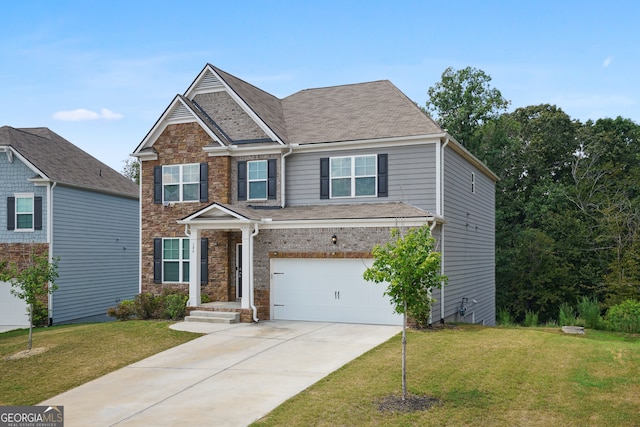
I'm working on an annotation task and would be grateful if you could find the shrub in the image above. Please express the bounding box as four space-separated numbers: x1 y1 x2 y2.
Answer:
605 299 640 333
164 293 188 320
524 310 539 327
559 302 575 326
497 308 513 326
200 293 212 304
134 293 163 320
107 300 136 321
577 296 602 329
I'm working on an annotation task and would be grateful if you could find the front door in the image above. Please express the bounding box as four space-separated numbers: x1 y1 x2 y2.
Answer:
236 244 242 299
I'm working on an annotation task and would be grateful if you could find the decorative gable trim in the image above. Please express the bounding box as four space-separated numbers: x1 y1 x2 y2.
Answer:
187 69 225 96
133 95 226 156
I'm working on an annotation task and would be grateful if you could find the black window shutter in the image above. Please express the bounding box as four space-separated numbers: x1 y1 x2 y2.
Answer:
237 161 247 201
7 197 15 230
199 162 208 203
153 238 162 284
320 158 329 199
153 166 162 204
267 159 277 200
200 238 208 285
378 154 388 197
34 197 43 230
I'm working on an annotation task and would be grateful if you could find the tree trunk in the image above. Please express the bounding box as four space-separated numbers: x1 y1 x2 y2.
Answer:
28 303 33 351
402 300 407 401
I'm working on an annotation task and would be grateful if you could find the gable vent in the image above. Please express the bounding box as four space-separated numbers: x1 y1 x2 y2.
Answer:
168 104 193 122
195 70 224 92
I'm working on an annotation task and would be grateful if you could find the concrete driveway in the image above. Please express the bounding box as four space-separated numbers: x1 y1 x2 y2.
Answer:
41 320 401 426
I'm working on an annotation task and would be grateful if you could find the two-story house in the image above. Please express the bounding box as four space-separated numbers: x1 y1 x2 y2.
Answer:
132 64 497 326
1 126 139 327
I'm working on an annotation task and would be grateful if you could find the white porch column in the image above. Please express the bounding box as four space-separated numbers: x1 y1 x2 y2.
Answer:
241 226 252 309
188 227 201 306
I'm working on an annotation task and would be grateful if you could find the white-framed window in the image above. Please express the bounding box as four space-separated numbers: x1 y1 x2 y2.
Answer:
248 160 268 200
330 155 377 198
471 172 476 194
162 164 199 202
15 193 34 231
163 238 190 283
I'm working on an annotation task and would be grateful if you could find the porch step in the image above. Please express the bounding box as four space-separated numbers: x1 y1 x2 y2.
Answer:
185 310 240 324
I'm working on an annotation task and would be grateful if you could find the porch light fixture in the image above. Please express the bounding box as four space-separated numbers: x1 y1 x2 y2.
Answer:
331 234 337 245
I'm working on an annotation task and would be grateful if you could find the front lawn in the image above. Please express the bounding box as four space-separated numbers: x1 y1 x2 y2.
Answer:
253 325 640 426
0 321 200 405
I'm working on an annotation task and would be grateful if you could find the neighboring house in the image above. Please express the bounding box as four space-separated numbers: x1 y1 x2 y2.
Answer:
0 126 139 326
132 64 497 326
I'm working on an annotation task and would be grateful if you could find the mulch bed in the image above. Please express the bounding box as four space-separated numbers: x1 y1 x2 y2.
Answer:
377 394 442 413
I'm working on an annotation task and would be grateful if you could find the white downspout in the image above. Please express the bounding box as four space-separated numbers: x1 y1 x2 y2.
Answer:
428 218 437 325
249 223 260 322
440 138 449 322
48 182 56 325
281 145 294 208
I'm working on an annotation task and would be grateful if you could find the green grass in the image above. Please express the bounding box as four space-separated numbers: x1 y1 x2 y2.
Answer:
253 325 640 427
0 321 200 405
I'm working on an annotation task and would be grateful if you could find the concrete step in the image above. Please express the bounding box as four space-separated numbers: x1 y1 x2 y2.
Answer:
185 310 240 324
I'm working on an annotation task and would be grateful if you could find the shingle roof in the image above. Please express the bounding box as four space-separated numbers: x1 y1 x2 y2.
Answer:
0 126 139 199
212 65 289 142
282 80 443 144
209 66 442 145
189 202 434 223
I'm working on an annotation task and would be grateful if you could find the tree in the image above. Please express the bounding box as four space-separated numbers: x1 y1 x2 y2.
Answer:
121 157 140 184
363 225 445 401
425 66 510 151
5 252 59 350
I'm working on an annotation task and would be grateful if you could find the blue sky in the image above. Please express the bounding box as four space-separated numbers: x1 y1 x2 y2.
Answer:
2 1 639 172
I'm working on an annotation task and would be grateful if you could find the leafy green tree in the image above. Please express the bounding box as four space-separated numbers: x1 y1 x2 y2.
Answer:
5 252 59 350
425 66 510 151
363 225 445 400
121 157 140 184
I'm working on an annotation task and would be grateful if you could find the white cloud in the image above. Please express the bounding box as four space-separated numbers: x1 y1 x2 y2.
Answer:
52 108 123 121
603 56 613 67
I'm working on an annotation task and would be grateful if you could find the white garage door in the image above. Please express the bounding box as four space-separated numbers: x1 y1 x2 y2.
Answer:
0 281 29 327
271 258 402 325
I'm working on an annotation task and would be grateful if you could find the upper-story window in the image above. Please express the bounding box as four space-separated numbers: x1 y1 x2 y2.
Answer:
15 194 34 230
163 164 199 202
153 163 208 205
237 159 277 201
330 155 377 198
248 160 268 200
320 154 387 200
6 194 42 232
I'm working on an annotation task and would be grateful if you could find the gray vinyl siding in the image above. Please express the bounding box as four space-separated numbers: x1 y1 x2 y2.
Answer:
286 143 437 211
442 147 496 325
0 154 47 243
51 185 139 324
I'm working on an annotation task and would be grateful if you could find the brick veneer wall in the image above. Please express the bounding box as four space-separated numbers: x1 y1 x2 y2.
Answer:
140 123 232 300
251 226 398 319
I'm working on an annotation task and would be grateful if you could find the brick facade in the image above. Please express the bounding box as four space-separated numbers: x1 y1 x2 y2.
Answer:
251 227 397 319
140 123 233 301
